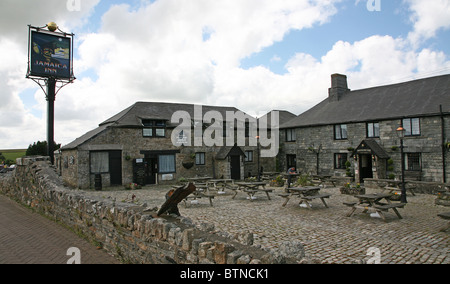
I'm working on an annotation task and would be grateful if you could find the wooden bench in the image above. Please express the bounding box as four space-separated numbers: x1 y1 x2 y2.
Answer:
373 203 406 210
343 202 357 207
300 194 331 208
384 187 398 192
243 188 273 201
183 192 214 207
438 212 450 232
278 193 294 207
373 203 406 220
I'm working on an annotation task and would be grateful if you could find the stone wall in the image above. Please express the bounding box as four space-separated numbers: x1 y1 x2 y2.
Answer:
0 157 303 264
364 178 449 195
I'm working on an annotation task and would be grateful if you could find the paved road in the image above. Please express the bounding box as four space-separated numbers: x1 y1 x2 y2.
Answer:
0 195 120 264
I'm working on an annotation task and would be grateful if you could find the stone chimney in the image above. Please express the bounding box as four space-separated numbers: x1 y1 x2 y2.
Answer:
328 74 350 102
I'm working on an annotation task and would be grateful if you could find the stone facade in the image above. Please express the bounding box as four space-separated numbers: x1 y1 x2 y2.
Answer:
57 124 276 189
280 115 450 183
279 74 450 184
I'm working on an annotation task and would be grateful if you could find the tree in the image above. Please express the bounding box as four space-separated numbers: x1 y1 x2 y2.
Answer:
26 141 61 156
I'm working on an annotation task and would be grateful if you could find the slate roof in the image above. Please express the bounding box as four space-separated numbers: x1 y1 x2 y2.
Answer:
61 123 110 150
215 145 246 160
99 102 243 128
281 74 450 129
257 110 297 128
61 102 251 150
354 139 390 159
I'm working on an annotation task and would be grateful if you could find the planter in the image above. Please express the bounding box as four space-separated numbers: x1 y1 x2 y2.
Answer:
269 180 285 187
388 192 402 201
125 183 141 190
340 187 365 195
436 190 450 207
182 162 194 169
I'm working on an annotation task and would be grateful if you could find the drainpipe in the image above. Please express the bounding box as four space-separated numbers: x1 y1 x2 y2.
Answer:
441 105 447 183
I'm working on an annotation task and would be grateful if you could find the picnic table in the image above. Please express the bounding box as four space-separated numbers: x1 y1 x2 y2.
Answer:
261 172 281 181
175 185 214 208
379 180 416 196
344 193 406 222
233 182 272 201
186 177 213 183
279 186 331 209
311 175 333 188
206 179 235 194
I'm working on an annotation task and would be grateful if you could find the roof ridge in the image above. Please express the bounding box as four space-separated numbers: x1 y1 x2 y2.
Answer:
349 73 450 93
99 102 137 126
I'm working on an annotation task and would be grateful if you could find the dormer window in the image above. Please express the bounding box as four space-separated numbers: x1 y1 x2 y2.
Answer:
142 119 166 138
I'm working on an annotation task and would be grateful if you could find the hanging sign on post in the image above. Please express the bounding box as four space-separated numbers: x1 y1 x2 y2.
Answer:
27 23 75 82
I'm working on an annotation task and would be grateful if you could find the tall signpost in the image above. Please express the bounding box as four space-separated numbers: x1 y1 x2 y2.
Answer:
26 22 75 164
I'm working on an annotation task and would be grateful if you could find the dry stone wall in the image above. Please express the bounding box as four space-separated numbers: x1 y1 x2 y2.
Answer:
0 156 303 264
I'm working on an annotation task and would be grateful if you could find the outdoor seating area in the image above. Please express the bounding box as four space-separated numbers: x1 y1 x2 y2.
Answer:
344 193 406 222
170 175 415 223
279 186 331 209
82 178 449 263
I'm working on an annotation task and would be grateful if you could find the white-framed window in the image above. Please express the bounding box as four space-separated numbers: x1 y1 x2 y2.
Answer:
334 124 348 140
402 118 420 136
244 151 253 162
195 152 206 165
142 120 166 138
367 122 380 138
286 129 296 142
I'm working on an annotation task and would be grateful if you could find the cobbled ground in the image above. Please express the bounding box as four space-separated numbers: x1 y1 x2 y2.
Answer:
81 184 449 264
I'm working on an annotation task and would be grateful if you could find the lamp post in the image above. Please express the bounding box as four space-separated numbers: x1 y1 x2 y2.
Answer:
396 126 407 203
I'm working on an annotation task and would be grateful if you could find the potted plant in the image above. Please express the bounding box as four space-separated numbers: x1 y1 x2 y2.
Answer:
340 182 365 195
345 160 352 177
270 175 285 187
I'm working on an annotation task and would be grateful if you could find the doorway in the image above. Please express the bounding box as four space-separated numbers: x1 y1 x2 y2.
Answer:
230 155 241 180
359 154 373 183
109 151 122 185
145 157 157 185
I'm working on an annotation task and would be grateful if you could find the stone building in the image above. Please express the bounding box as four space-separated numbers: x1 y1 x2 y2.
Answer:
280 74 450 183
57 102 281 189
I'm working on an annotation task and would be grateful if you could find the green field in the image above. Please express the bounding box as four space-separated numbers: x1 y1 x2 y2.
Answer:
0 149 27 163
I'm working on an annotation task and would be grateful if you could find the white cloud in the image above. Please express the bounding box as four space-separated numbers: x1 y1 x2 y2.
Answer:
56 0 342 140
406 0 450 44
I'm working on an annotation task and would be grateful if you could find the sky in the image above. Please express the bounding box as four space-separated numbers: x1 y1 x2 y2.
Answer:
1 0 450 150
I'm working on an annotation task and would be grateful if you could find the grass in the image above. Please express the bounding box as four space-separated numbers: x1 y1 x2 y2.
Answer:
0 149 27 163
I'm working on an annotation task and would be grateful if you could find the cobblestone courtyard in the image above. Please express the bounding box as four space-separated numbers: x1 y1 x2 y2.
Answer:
81 184 449 264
